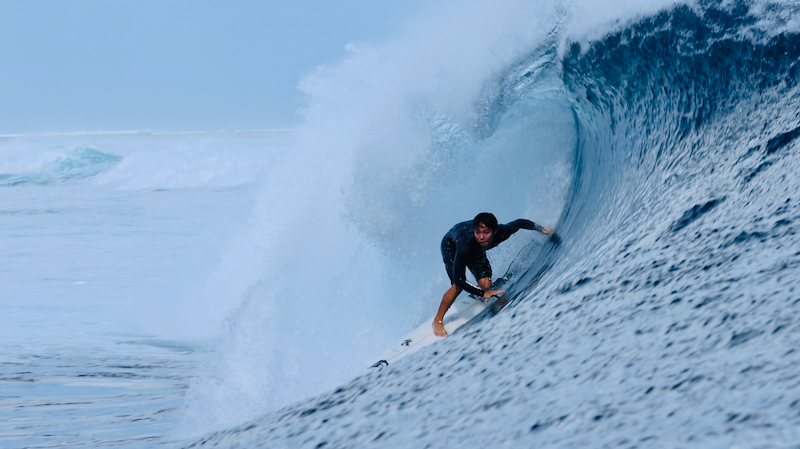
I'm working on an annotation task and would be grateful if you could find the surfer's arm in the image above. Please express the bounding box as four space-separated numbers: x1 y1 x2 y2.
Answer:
504 219 554 235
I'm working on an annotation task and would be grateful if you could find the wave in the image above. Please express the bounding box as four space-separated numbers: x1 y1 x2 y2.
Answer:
181 1 800 447
0 130 291 190
0 147 122 186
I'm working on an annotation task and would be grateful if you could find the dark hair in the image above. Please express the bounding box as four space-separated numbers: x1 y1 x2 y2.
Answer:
473 212 498 231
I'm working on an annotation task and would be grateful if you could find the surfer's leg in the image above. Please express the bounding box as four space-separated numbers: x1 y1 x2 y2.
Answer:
468 251 492 288
436 241 460 337
433 284 461 337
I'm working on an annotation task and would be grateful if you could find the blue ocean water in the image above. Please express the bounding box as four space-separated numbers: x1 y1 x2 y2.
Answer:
5 1 800 448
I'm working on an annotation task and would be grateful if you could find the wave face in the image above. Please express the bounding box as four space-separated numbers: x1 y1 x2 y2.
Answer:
184 2 800 447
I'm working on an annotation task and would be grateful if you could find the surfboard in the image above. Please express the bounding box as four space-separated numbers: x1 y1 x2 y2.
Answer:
368 295 490 369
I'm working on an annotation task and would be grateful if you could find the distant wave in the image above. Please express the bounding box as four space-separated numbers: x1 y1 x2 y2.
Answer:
0 147 122 186
0 128 294 138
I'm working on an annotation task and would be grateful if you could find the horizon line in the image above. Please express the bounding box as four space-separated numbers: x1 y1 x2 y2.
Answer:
0 128 296 138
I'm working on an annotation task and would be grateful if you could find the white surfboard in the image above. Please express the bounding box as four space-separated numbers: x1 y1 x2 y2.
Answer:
368 295 489 369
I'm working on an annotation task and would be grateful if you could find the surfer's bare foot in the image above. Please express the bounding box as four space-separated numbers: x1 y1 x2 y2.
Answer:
433 319 448 337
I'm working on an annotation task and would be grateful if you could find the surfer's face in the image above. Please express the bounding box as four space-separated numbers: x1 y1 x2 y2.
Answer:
474 223 495 248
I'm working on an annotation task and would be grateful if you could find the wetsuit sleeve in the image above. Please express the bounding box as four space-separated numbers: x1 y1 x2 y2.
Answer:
507 218 544 233
452 239 485 297
492 219 544 244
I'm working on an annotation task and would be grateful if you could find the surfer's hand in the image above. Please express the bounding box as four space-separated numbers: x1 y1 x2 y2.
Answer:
541 227 554 235
433 319 448 337
483 289 504 299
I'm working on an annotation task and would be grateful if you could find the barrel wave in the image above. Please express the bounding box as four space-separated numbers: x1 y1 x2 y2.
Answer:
184 2 800 447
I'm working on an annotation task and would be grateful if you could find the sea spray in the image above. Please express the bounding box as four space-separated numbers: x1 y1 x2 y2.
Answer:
178 0 579 435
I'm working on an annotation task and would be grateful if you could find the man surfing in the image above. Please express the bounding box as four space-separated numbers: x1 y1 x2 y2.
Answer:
434 212 553 337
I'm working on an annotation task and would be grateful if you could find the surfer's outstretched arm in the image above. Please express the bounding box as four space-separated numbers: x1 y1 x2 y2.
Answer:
505 219 554 235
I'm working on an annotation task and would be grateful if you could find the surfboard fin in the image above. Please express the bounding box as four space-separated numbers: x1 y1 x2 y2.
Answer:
369 360 389 369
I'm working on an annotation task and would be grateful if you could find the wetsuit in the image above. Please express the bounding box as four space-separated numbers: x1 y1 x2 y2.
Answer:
441 219 544 296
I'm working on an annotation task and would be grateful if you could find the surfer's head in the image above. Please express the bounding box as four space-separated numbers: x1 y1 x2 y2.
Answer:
473 212 498 248
473 212 498 231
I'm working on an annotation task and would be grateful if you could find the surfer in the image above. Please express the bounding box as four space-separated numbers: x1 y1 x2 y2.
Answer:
434 212 553 337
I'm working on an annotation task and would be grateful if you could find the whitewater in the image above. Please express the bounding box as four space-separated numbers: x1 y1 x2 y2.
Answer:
3 0 800 447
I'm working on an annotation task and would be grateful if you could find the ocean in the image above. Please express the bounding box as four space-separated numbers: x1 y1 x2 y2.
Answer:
4 1 800 447
0 130 289 447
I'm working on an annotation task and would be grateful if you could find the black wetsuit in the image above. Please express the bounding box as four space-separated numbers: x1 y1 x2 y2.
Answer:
441 219 544 296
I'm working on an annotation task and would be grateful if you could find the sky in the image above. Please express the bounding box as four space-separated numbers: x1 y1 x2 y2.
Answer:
0 1 426 134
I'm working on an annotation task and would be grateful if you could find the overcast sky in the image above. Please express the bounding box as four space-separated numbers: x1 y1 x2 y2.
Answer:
0 1 426 134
